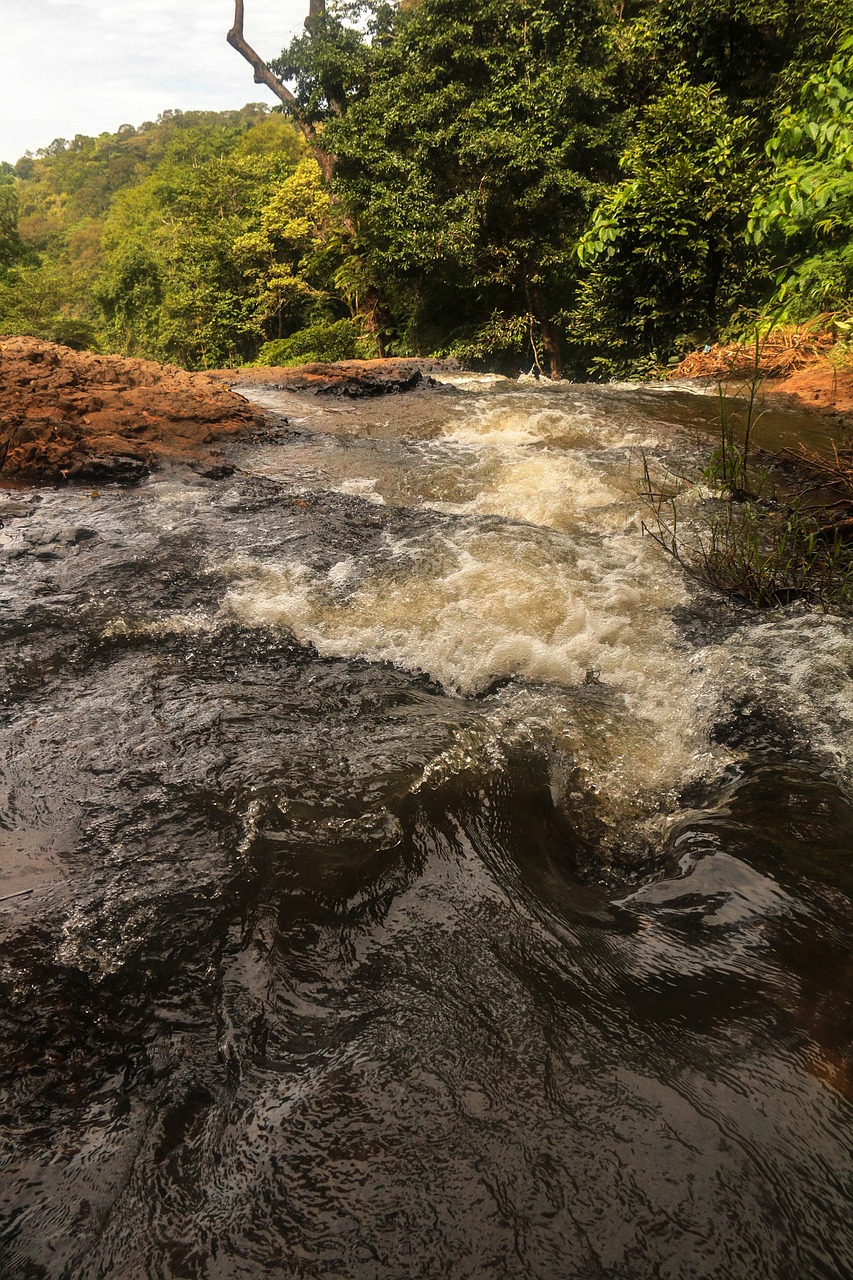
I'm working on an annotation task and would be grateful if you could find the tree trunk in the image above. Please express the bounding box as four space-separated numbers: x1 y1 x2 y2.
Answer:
529 284 563 380
363 289 390 358
229 1 395 356
540 320 563 381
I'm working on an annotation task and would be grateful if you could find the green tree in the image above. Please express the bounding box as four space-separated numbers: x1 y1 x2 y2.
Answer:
6 106 327 366
234 156 349 339
0 261 96 348
0 171 27 272
91 111 322 366
747 34 853 321
607 0 853 116
573 75 759 373
269 0 615 375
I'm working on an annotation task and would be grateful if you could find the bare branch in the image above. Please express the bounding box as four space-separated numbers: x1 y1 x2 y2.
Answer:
227 1 333 181
227 0 298 109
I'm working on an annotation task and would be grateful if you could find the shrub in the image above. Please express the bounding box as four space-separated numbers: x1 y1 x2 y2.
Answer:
255 318 376 366
748 35 853 320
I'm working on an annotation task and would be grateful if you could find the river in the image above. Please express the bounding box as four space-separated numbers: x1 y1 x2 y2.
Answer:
1 375 852 1278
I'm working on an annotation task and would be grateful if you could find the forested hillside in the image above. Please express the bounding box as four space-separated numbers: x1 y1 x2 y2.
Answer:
0 106 359 369
2 0 853 375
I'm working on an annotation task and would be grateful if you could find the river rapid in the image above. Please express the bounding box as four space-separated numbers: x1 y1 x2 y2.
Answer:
1 375 852 1279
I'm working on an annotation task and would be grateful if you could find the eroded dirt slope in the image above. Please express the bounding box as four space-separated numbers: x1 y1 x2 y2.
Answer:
669 336 853 424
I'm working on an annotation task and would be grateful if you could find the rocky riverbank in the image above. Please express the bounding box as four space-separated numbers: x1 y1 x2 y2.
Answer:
0 336 265 485
6 333 850 492
0 341 459 486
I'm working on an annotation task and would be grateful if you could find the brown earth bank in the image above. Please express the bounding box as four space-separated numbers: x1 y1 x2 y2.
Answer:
8 332 850 492
668 335 853 425
0 336 267 486
215 357 461 397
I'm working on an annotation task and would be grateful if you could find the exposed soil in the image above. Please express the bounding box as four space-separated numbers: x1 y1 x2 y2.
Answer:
217 357 461 398
0 342 461 487
0 336 266 486
669 335 853 425
8 332 850 497
772 363 853 420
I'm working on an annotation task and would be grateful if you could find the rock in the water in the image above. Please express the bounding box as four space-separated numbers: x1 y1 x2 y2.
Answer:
217 357 458 399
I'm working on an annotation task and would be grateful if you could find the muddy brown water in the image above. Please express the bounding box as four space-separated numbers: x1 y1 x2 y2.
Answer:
1 376 852 1279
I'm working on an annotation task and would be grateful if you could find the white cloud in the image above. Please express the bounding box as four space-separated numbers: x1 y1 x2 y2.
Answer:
0 0 309 162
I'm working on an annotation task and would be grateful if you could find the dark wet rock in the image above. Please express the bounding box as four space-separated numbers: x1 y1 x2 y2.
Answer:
218 357 460 398
0 500 37 522
67 527 99 545
17 524 100 556
65 454 153 485
189 460 238 480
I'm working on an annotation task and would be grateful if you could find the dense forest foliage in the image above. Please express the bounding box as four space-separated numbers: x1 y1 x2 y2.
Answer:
0 106 357 368
2 0 853 375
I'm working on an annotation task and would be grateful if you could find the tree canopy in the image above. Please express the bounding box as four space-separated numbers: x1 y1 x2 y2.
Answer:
234 0 853 374
2 0 853 375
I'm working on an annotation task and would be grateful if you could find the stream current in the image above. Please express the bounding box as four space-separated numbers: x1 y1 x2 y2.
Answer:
1 376 852 1278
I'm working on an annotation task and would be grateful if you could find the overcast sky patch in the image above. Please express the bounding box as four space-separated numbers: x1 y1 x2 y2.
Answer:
0 1 308 163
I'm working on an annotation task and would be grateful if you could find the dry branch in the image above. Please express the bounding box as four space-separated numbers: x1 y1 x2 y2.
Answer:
227 1 333 180
227 1 298 108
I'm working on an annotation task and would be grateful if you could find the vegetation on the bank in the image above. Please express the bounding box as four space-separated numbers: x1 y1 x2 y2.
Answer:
0 108 353 368
2 1 853 376
639 337 853 612
642 445 853 613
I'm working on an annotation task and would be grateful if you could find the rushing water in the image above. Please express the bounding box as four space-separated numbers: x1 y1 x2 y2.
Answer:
1 376 852 1279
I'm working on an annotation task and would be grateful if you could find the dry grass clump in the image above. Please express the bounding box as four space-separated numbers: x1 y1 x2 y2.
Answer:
644 334 853 612
779 443 853 538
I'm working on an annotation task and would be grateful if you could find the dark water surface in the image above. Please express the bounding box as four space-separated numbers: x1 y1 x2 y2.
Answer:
1 377 852 1278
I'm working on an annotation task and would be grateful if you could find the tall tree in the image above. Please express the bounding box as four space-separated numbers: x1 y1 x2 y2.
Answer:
0 175 26 271
228 0 614 376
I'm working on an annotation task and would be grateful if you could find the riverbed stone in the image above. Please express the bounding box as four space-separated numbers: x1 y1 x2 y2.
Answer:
217 357 458 398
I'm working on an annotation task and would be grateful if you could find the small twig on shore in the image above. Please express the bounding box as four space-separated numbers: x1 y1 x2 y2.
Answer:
0 888 35 905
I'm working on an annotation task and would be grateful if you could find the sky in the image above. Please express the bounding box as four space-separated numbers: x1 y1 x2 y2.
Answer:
0 1 310 164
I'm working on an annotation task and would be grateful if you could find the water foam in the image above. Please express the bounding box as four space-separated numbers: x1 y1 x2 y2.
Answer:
217 514 729 814
221 523 685 694
441 400 601 449
432 448 632 533
222 385 853 816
